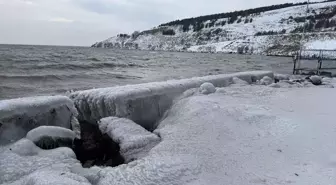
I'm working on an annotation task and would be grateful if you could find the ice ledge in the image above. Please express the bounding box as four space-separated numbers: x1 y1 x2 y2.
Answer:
0 96 79 144
70 71 274 130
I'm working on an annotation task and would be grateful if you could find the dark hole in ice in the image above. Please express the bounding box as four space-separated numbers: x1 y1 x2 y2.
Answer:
73 121 125 168
35 136 73 150
50 108 56 114
251 76 257 83
135 120 157 132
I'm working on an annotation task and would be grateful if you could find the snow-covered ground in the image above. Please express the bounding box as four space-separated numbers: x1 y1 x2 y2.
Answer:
1 72 336 185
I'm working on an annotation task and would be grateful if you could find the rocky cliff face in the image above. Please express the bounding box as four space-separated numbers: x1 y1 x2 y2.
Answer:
92 1 336 56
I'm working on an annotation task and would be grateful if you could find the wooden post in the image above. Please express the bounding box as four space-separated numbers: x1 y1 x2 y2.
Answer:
293 52 298 74
319 50 323 75
316 50 321 75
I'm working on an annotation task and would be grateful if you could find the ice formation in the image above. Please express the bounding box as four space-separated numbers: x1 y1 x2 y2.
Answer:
70 71 273 130
274 73 290 81
26 126 76 149
268 83 281 88
0 138 87 185
231 76 249 86
259 76 274 85
99 117 161 163
199 82 216 95
310 75 322 85
0 73 335 185
26 126 76 142
0 96 79 144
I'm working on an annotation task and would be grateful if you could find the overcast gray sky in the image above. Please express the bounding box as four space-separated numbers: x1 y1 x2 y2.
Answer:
0 0 305 46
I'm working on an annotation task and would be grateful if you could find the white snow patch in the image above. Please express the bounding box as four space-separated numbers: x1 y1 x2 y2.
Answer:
231 76 249 86
322 77 333 84
151 85 336 185
9 169 90 185
274 73 290 81
269 83 281 88
305 39 336 50
71 164 102 185
0 140 84 185
0 96 77 120
8 138 40 156
215 88 227 93
99 117 161 163
88 84 336 185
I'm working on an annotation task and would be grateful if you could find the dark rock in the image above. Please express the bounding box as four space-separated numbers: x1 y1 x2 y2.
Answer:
73 121 124 168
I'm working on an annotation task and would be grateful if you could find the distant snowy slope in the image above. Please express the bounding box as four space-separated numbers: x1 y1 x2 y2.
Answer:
93 1 336 55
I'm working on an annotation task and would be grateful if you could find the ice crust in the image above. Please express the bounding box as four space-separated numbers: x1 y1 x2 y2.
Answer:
0 96 79 144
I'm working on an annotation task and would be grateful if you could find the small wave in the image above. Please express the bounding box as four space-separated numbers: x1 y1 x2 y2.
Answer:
0 74 64 80
0 85 22 91
0 57 14 62
88 57 100 61
0 72 142 81
24 62 145 70
115 74 141 79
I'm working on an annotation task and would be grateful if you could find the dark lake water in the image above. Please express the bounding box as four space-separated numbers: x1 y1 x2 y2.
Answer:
0 44 294 100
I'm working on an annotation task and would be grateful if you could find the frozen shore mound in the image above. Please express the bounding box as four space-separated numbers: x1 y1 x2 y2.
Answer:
0 72 335 185
26 126 76 150
70 71 273 130
99 117 161 163
0 96 80 144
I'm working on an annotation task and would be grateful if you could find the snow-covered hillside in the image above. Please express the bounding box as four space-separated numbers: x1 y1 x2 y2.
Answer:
92 1 336 56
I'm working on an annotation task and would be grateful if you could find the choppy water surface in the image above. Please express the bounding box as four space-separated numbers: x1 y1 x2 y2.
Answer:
0 44 294 100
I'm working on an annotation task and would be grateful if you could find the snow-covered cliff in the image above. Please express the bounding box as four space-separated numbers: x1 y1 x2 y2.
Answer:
92 1 336 56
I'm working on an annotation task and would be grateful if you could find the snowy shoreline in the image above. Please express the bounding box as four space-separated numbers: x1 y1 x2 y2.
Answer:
1 71 335 185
